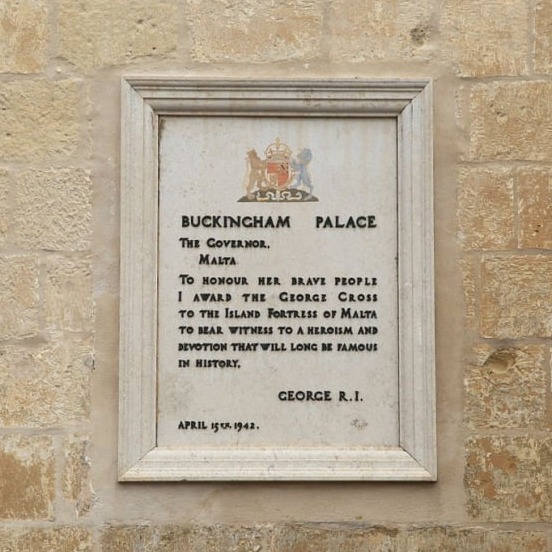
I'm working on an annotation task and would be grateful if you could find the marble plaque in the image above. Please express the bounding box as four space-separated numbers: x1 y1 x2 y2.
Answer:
119 79 436 481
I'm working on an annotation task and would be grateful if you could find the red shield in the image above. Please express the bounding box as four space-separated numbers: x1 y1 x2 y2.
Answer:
266 161 293 189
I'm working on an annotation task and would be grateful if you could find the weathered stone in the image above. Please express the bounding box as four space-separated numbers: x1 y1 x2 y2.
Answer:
441 0 528 76
101 525 190 551
102 524 274 551
187 525 272 551
0 435 54 520
0 0 48 73
58 0 177 70
465 436 552 521
406 527 547 551
44 255 94 332
460 257 477 329
458 168 515 250
468 82 552 161
517 168 552 249
187 0 323 62
63 435 94 517
0 255 39 339
0 80 79 162
328 0 433 61
271 524 398 551
0 170 8 246
535 0 552 73
14 168 92 251
465 345 546 429
0 342 92 427
0 527 93 551
480 256 552 338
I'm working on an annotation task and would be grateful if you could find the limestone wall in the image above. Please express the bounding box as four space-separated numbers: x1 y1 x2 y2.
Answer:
0 0 551 549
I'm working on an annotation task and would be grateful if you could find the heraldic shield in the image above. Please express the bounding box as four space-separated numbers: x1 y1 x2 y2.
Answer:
240 138 318 202
265 139 294 189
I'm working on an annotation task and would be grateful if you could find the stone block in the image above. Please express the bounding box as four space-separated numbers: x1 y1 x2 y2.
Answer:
0 170 8 246
0 255 39 339
63 435 94 517
187 0 323 62
101 525 190 551
44 255 94 332
0 435 54 520
102 524 274 551
328 0 433 61
0 342 92 427
457 168 515 250
517 168 552 249
186 525 272 551
440 0 528 76
468 82 552 161
0 79 79 162
480 256 552 338
460 257 477 329
535 0 552 73
0 527 93 551
465 436 552 521
271 524 398 551
465 345 546 429
406 527 547 551
14 168 92 251
58 0 177 70
0 0 48 73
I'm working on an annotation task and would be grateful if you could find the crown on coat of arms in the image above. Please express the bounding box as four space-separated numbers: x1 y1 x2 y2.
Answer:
265 138 292 160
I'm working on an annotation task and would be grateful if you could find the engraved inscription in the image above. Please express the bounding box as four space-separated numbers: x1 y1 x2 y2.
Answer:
156 117 400 450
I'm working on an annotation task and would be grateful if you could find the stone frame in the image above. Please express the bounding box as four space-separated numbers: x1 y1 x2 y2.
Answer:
118 78 435 481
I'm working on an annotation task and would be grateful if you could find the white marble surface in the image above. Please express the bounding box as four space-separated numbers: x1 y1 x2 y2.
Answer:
156 116 399 449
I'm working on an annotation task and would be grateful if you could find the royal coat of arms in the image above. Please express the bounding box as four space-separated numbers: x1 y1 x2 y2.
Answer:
239 138 318 202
